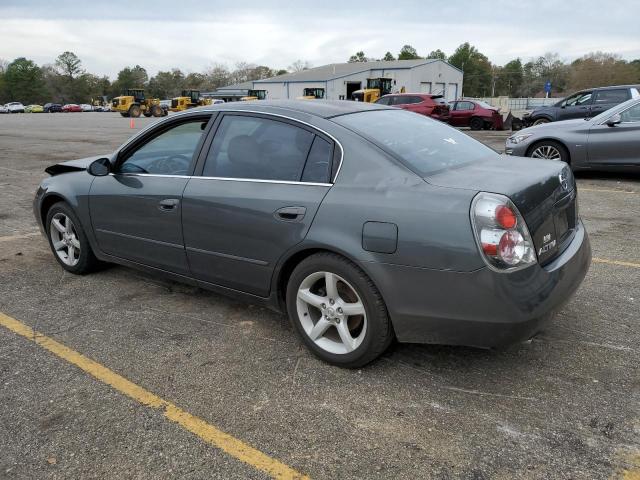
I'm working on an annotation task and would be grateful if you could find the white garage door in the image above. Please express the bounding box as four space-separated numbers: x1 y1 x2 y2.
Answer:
447 83 458 102
434 83 446 96
420 82 432 93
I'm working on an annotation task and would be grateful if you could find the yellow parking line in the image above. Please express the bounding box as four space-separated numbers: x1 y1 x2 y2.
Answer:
593 258 640 269
580 187 638 195
0 312 309 480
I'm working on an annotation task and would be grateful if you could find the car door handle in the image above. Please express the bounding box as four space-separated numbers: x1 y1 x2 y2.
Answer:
274 206 306 222
158 198 180 211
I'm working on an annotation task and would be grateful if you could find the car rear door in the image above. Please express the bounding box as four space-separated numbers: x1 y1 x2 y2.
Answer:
589 89 631 118
181 112 338 297
449 101 473 126
89 114 213 275
587 102 640 167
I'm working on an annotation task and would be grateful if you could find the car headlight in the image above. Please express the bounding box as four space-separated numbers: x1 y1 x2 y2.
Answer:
507 133 533 145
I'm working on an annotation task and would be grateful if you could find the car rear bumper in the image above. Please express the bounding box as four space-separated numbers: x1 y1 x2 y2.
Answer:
365 220 591 348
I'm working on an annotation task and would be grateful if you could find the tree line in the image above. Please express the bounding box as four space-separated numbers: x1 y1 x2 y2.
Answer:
0 51 297 104
1 45 639 105
349 43 640 98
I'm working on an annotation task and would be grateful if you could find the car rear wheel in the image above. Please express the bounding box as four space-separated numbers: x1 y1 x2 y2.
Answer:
286 252 393 368
532 118 550 126
469 117 484 130
151 105 163 117
46 202 100 274
528 140 569 164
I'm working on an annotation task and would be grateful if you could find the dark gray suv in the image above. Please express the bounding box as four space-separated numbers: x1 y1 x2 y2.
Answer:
524 85 640 126
33 100 591 367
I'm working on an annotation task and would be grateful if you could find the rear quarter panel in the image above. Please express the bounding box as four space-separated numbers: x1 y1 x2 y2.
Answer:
305 127 483 273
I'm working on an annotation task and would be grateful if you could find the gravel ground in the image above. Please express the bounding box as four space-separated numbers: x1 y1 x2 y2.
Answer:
0 112 638 479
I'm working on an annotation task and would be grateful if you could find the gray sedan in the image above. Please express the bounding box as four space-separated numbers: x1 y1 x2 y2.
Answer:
34 100 591 367
506 97 640 171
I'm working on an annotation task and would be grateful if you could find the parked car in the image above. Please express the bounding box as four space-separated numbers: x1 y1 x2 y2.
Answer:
0 104 9 114
62 104 82 112
5 102 25 113
34 100 590 367
448 100 503 130
44 103 63 113
375 93 450 122
523 85 640 127
80 104 94 112
25 104 44 113
506 97 640 172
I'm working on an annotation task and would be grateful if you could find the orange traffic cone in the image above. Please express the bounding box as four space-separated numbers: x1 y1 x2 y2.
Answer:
129 118 135 128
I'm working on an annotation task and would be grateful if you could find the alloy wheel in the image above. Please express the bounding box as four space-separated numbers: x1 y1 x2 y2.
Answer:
296 271 367 355
50 213 80 266
531 145 561 160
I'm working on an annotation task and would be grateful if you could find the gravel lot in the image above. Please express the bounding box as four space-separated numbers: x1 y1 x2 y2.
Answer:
0 112 638 479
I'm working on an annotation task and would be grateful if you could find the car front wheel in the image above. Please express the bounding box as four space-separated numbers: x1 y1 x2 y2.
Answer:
286 252 393 367
46 202 100 274
527 140 570 164
532 118 550 126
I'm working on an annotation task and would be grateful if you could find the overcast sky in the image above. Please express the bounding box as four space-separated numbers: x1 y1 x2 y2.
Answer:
1 0 639 79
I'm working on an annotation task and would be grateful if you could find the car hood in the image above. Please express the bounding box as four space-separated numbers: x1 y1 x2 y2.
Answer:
520 118 588 136
44 155 109 176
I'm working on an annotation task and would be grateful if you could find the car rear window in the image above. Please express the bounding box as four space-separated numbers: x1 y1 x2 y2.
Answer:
334 110 495 176
594 89 630 104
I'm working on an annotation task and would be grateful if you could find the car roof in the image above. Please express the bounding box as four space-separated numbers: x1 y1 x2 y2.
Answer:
192 99 393 119
583 85 640 91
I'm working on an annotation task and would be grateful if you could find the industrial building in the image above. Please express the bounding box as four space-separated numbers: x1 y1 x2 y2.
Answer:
252 59 464 101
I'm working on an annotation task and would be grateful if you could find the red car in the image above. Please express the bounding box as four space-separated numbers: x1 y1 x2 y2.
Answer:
62 104 82 112
448 100 503 130
375 93 450 122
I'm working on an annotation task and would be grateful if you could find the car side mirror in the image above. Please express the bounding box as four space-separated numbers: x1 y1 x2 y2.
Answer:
605 113 622 127
88 158 111 176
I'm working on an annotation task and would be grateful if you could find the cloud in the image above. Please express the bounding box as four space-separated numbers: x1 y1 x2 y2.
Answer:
1 0 639 78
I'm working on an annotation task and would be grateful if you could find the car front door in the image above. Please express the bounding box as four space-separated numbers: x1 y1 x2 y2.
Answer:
89 114 212 274
587 102 640 167
181 112 337 297
558 91 592 120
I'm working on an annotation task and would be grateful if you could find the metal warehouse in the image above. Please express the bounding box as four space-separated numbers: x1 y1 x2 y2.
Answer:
252 59 464 101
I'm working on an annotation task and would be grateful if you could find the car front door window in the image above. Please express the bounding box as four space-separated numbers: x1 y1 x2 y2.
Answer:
620 103 640 123
119 120 208 175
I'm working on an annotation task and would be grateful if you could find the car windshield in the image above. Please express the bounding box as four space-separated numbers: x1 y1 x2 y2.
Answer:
334 110 496 176
590 98 640 123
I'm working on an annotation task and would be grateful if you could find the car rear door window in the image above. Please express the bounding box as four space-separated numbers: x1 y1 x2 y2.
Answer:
202 115 316 181
301 136 333 183
455 101 474 111
594 89 630 104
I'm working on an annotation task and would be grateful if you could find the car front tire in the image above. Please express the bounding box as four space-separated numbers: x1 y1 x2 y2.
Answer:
527 140 570 164
532 118 550 126
286 252 394 368
45 202 100 274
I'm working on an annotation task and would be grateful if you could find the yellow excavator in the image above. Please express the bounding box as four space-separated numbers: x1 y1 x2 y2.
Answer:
297 88 325 100
111 89 166 117
241 89 267 101
169 90 213 112
351 78 393 103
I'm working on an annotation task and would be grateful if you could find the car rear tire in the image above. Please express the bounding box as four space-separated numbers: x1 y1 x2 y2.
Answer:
532 118 550 126
151 105 163 117
286 252 394 368
45 202 100 275
469 117 484 130
527 140 570 164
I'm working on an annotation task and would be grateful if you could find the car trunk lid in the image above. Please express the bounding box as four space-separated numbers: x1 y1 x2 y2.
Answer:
426 155 577 264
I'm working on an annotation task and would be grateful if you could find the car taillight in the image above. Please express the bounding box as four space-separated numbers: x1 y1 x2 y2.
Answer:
471 192 536 271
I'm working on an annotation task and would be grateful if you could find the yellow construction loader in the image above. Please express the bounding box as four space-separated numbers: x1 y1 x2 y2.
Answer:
351 78 393 102
169 90 213 112
297 88 325 100
241 89 267 101
111 89 166 117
